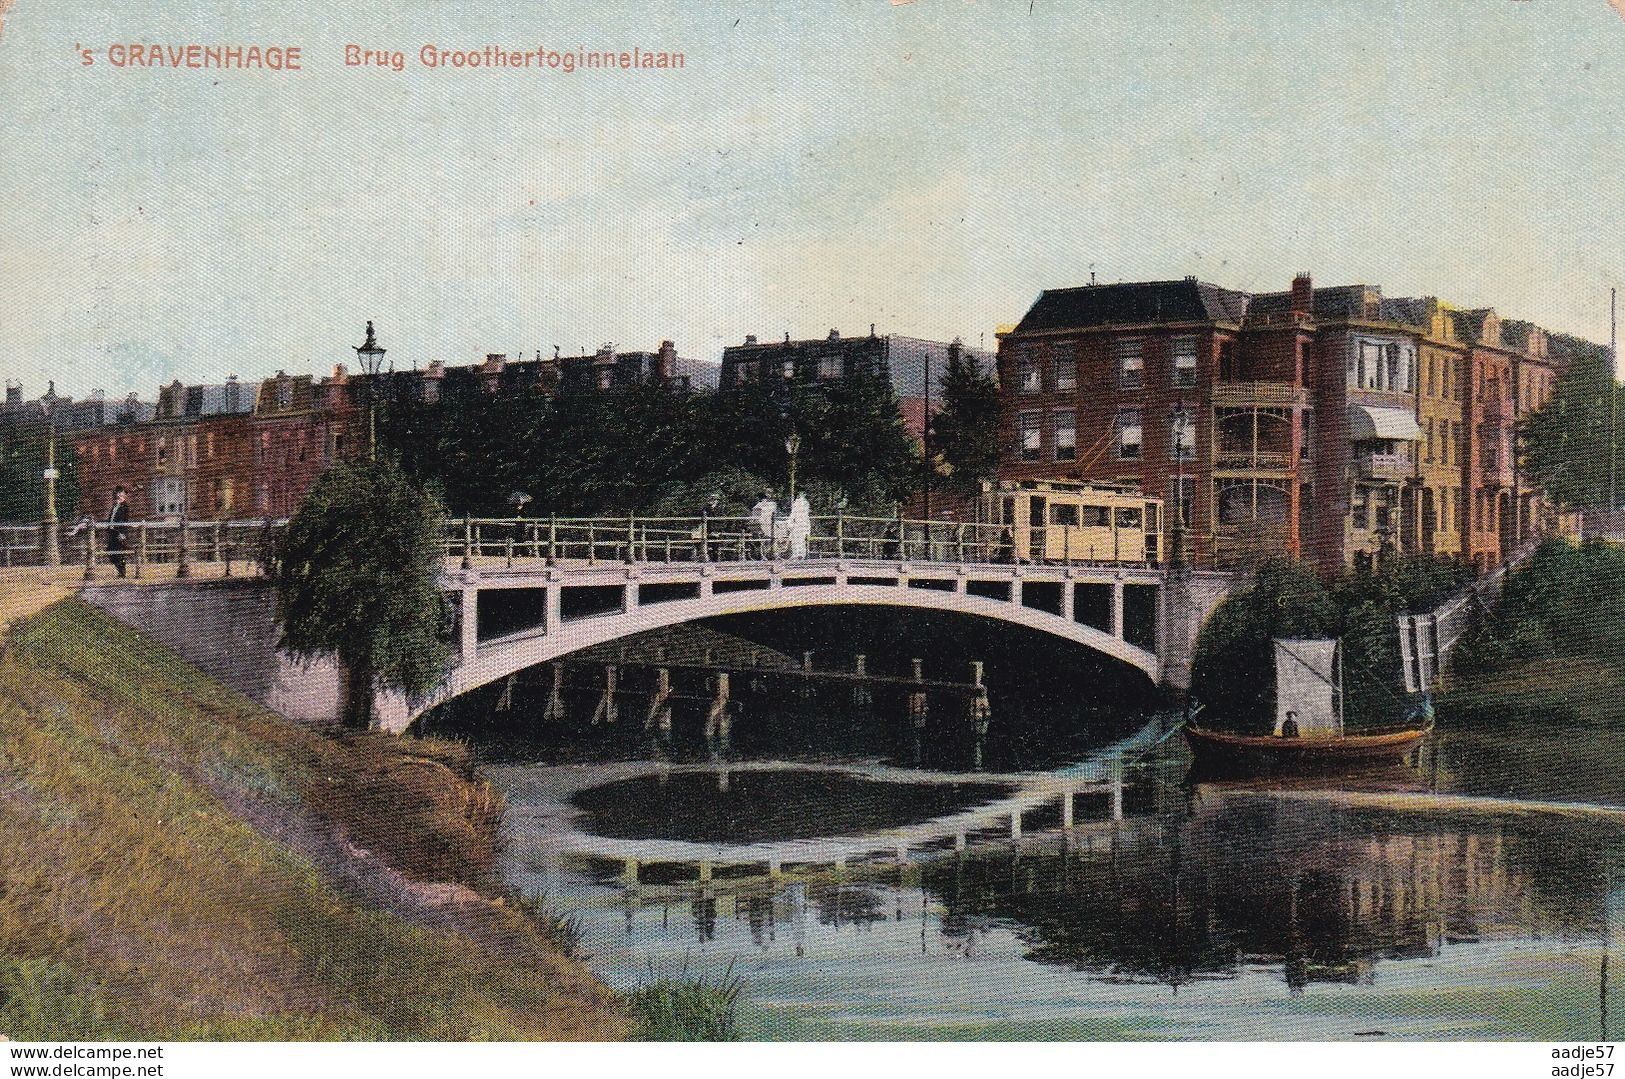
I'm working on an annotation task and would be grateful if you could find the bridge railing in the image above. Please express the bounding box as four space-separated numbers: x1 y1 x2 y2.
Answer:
1396 537 1540 692
440 514 1160 568
0 518 289 577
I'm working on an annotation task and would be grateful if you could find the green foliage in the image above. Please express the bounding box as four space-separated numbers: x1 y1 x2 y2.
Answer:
273 457 451 723
1190 559 1339 729
1522 335 1624 509
625 964 742 1041
1191 554 1471 730
1454 539 1625 676
928 347 1002 497
0 418 78 522
377 373 920 519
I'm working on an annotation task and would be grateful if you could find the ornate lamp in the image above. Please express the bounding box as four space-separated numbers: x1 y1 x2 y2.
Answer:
353 320 387 459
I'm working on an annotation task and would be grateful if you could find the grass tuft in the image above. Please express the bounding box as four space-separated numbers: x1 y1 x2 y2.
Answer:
625 960 743 1041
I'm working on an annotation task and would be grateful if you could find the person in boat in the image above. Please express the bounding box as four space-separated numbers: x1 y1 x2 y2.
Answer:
1279 710 1300 738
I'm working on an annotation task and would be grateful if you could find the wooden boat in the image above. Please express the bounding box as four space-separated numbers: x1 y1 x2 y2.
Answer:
1183 720 1432 774
1183 637 1434 775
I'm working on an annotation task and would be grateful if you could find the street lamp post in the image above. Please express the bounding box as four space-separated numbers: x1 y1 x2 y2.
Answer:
353 320 387 461
922 347 932 521
40 397 60 566
785 432 801 504
1170 402 1189 567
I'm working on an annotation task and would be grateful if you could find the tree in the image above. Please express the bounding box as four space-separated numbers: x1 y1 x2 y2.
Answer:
928 345 1001 498
0 417 78 522
1522 333 1623 509
1190 558 1339 731
274 456 452 728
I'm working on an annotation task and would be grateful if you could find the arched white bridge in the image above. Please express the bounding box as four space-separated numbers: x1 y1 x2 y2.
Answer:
375 555 1173 733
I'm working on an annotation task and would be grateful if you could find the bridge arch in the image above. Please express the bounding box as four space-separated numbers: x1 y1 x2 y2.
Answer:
379 561 1166 732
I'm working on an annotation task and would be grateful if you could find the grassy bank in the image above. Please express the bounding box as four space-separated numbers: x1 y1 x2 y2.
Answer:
0 597 628 1040
1439 655 1625 727
1439 540 1625 728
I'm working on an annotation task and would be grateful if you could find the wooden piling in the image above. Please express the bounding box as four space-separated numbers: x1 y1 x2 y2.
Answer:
647 667 674 734
705 671 731 741
543 663 566 723
908 658 928 731
591 664 619 725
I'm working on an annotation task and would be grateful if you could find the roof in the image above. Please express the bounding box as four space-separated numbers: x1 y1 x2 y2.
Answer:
1250 283 1384 321
1013 279 1250 334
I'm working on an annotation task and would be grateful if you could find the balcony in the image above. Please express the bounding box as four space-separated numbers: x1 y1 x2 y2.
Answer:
1478 450 1513 487
1214 449 1293 472
1212 381 1308 408
1356 449 1412 482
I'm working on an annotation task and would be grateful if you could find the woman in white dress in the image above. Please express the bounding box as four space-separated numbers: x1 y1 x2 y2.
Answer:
786 494 812 559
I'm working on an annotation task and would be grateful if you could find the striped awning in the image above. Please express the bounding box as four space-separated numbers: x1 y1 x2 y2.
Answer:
1347 404 1421 441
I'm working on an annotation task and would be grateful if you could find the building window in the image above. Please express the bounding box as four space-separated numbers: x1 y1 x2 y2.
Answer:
277 381 293 411
1172 336 1197 388
1053 409 1076 461
1018 411 1041 462
1424 419 1434 463
1352 490 1369 530
1016 348 1040 394
781 357 796 381
817 353 843 380
733 360 758 385
156 438 168 465
1171 407 1195 460
1117 339 1143 389
597 367 614 391
1052 344 1076 392
1115 408 1142 459
153 476 186 517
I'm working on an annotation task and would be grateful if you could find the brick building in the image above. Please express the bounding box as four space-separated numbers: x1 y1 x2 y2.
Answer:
71 328 708 523
719 327 994 439
997 274 1575 572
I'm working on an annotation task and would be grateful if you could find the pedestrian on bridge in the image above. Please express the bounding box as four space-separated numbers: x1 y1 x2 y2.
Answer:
751 490 778 560
787 494 811 559
106 486 130 579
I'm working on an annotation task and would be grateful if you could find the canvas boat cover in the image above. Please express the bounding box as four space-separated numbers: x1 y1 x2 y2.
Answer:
1274 638 1341 736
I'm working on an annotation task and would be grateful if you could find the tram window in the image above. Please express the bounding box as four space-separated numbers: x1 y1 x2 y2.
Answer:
1050 504 1080 527
1080 506 1108 527
1115 508 1143 529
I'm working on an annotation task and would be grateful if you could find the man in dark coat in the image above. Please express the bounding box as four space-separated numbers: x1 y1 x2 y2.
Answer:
106 486 130 578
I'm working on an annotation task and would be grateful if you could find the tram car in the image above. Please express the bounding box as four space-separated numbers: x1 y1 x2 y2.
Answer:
983 478 1163 565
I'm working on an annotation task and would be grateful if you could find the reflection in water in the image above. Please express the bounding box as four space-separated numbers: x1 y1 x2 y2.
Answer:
571 770 1011 844
495 725 1625 1040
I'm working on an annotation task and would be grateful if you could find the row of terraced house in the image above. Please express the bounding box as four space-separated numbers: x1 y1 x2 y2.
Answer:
68 337 713 526
995 273 1585 573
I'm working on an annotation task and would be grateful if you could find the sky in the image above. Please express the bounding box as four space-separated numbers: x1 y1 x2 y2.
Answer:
2 1 1623 400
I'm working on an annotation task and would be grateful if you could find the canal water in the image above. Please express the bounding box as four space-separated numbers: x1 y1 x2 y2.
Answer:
479 706 1625 1041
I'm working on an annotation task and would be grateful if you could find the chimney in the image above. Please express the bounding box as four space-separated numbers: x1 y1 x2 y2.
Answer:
870 323 876 337
656 340 675 382
1290 272 1313 317
745 334 758 345
828 328 840 340
5 381 20 408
